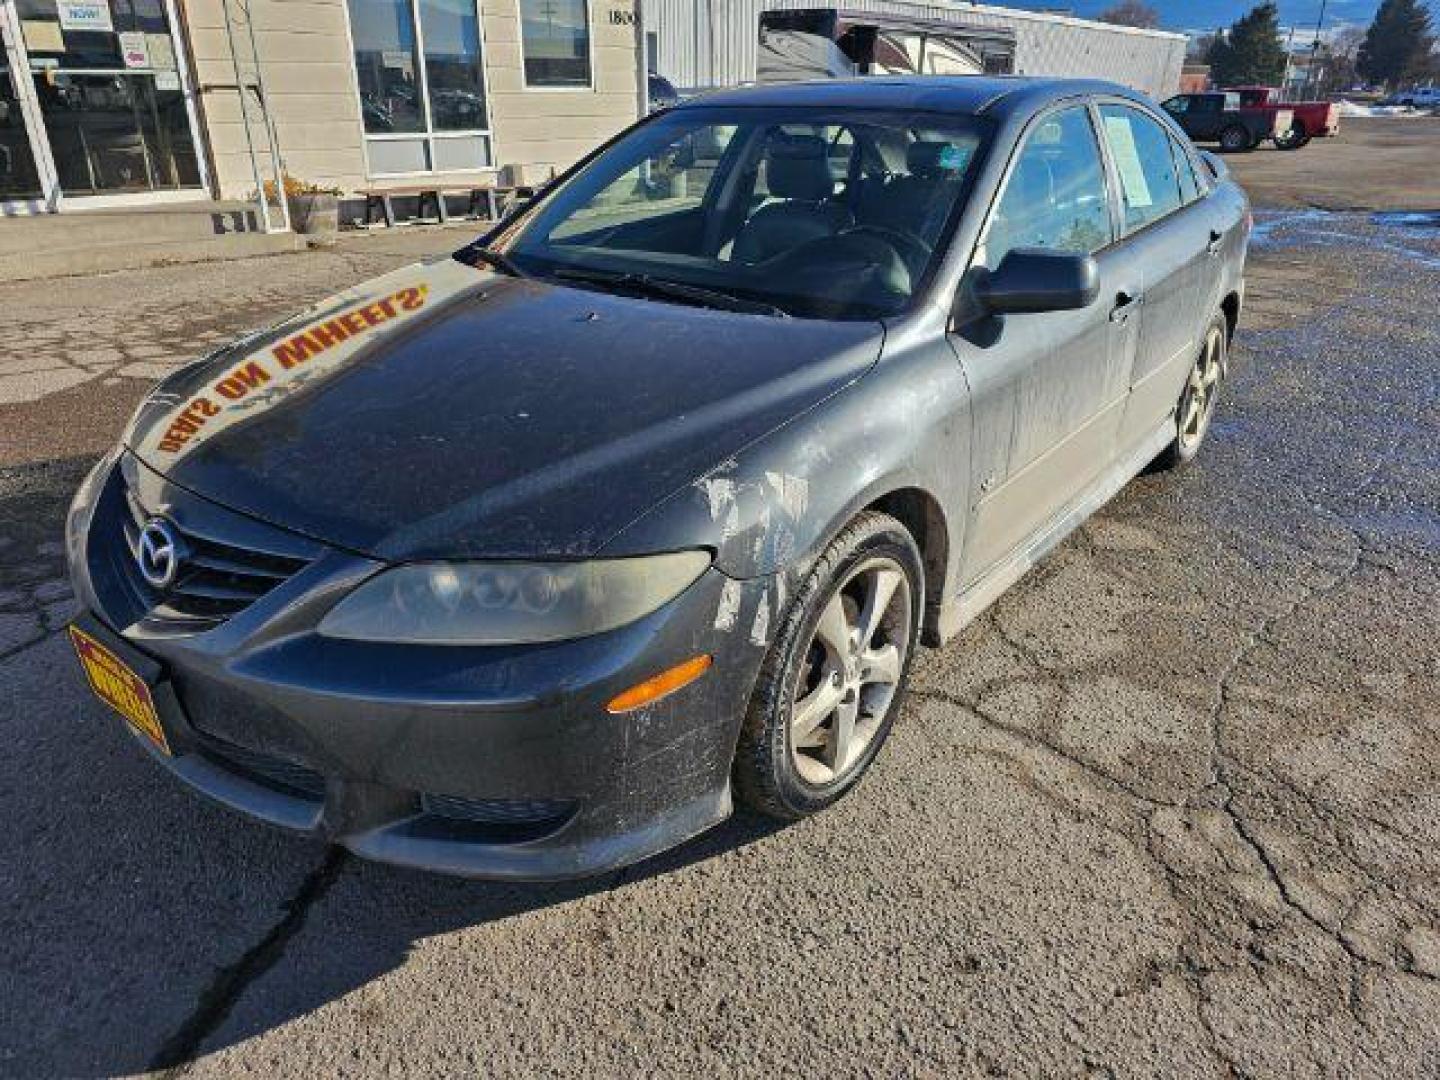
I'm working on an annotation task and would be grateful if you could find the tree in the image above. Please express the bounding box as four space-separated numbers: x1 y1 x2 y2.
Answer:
1357 0 1435 89
1098 1 1161 29
1207 3 1289 87
1314 26 1368 95
1188 31 1220 61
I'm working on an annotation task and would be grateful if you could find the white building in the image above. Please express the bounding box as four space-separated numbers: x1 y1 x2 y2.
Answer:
645 1 1187 101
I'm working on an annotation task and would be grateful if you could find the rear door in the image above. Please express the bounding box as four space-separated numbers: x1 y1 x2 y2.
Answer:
1097 102 1214 452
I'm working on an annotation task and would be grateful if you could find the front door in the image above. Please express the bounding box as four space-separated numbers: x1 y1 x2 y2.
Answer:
0 0 207 212
954 102 1135 583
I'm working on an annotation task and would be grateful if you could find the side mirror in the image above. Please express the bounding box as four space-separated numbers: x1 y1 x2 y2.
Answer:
974 249 1101 315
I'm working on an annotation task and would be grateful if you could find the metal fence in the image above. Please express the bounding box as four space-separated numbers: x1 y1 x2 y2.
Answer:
647 0 1187 100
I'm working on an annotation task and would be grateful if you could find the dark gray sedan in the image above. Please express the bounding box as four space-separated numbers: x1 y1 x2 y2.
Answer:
66 77 1249 879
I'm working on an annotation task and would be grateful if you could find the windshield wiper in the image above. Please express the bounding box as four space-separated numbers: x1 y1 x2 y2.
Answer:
550 266 788 318
462 245 528 278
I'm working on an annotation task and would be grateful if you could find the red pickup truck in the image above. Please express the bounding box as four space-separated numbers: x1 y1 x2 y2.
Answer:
1233 86 1341 149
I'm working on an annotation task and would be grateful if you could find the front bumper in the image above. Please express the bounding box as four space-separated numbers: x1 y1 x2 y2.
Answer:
67 451 775 880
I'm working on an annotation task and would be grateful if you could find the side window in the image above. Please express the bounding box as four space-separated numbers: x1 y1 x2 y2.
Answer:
519 0 592 88
983 106 1113 267
1099 104 1183 234
1170 134 1201 204
1162 96 1189 116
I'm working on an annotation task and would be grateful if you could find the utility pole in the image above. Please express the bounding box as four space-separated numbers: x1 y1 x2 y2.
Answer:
1307 0 1329 99
1281 25 1295 99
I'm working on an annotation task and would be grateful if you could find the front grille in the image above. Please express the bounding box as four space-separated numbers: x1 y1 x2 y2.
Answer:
198 735 327 801
119 483 310 625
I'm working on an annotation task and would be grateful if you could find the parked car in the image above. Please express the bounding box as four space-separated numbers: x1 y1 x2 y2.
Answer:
66 77 1250 880
1390 87 1440 109
1231 85 1340 149
1161 91 1291 152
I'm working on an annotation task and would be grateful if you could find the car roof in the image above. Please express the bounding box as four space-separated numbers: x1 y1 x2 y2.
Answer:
681 76 1147 119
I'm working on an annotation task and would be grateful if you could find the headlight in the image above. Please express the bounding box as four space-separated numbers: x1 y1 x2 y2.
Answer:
317 551 712 645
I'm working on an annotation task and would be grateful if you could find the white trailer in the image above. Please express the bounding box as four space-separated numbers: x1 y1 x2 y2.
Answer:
646 0 1187 101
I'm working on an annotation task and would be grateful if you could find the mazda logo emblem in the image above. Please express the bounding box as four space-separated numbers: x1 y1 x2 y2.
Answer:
136 518 183 590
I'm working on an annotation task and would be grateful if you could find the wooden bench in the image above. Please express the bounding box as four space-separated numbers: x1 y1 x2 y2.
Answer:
358 183 539 228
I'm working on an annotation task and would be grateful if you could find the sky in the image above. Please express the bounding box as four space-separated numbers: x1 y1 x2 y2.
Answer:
1014 0 1438 35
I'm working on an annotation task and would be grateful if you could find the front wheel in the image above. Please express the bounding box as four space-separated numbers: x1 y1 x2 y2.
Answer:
1154 314 1227 470
733 511 923 820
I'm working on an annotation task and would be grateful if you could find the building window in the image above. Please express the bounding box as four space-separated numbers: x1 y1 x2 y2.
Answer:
347 0 492 175
519 0 591 88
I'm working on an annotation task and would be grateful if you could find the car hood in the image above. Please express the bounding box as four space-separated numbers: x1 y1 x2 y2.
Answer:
126 258 883 560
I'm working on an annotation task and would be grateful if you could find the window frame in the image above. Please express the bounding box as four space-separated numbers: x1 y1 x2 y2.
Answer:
516 0 596 92
1168 131 1203 205
342 0 497 180
975 97 1121 268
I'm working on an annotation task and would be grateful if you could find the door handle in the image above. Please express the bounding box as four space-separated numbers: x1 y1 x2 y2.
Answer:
1110 291 1142 323
1206 229 1224 256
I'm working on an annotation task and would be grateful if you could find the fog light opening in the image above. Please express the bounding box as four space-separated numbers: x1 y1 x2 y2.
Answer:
607 654 713 714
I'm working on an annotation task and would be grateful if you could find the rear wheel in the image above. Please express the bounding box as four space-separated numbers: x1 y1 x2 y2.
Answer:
1154 314 1227 470
1219 125 1253 152
1276 121 1310 150
733 511 922 820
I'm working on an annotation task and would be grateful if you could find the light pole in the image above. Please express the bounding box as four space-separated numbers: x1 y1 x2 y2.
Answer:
1307 0 1329 99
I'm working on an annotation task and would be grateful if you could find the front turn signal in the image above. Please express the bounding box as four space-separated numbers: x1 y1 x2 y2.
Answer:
607 655 713 714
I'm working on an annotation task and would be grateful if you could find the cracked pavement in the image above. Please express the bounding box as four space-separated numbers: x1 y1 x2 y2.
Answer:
2 161 1438 1075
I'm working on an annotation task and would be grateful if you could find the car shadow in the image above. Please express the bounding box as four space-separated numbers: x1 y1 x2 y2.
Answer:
165 811 789 1071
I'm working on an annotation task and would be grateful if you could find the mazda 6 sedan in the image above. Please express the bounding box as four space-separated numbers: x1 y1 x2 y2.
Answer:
66 77 1249 879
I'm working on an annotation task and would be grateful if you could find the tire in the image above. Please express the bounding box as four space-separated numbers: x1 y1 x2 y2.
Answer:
1276 122 1310 150
733 511 924 821
1219 125 1253 153
1154 313 1228 471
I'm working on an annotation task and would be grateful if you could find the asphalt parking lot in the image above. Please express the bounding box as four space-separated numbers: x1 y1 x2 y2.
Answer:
2 117 1437 1077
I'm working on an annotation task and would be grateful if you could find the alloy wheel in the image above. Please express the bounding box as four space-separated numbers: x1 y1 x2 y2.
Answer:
789 557 913 787
1179 324 1224 451
1221 127 1250 152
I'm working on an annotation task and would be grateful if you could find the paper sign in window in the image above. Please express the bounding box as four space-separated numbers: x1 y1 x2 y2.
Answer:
1104 115 1153 209
21 19 65 52
56 0 113 33
147 32 176 69
119 31 149 68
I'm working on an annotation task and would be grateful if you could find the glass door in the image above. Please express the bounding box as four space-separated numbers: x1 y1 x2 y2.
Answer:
1 14 48 200
1 0 207 209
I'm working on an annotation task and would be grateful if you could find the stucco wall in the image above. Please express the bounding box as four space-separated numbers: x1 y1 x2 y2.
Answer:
182 0 642 200
482 0 643 178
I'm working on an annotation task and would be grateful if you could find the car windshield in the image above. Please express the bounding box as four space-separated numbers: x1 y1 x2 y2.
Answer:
480 105 991 320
